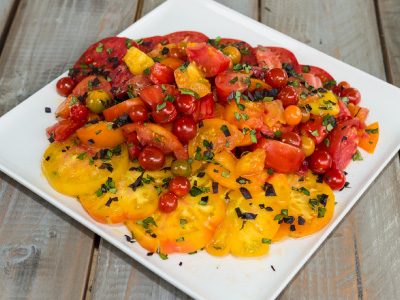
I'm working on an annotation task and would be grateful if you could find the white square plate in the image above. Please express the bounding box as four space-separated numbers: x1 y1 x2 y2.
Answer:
1 0 400 299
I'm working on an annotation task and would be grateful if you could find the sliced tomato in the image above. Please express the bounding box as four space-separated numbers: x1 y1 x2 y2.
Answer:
109 63 134 98
255 138 305 173
46 118 87 142
300 65 335 86
224 100 264 130
125 74 152 97
336 99 352 121
215 70 250 102
301 73 323 89
76 121 125 148
266 47 300 72
137 35 167 53
218 38 258 65
138 84 177 110
251 66 268 81
149 63 175 85
103 97 144 121
71 37 138 82
299 116 328 145
319 118 360 170
186 43 230 77
199 93 214 120
165 31 209 44
256 46 281 69
358 122 379 154
122 123 188 160
72 75 112 98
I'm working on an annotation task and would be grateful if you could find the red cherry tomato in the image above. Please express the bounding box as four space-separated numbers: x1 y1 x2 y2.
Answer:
265 68 288 88
149 63 175 85
129 105 148 123
308 150 332 174
338 81 350 90
174 94 197 115
70 104 88 121
280 132 302 148
56 77 76 97
168 176 191 198
340 87 361 105
152 101 178 125
84 55 93 65
276 86 299 107
173 117 197 142
324 169 346 190
138 146 165 171
158 192 178 213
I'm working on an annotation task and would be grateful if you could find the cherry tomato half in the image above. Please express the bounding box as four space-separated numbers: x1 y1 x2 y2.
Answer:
168 176 191 198
158 192 178 213
265 68 288 88
56 77 76 97
308 150 332 174
324 169 346 190
152 101 178 125
138 146 165 171
173 117 197 142
276 86 299 107
70 104 88 121
129 105 148 123
281 132 302 148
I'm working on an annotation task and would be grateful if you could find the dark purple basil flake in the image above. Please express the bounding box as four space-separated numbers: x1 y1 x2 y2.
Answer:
142 41 151 46
298 216 305 225
227 91 235 100
45 107 51 113
147 252 154 256
242 212 257 220
88 139 95 145
319 194 329 207
339 181 350 191
264 182 277 197
61 149 66 153
203 150 212 157
343 171 348 175
298 176 304 182
110 87 116 93
265 206 273 212
198 120 204 128
197 172 205 178
92 77 100 87
271 265 276 271
48 132 55 143
179 262 183 266
213 169 219 173
239 187 252 200
290 225 296 231
150 233 157 238
342 136 348 141
128 171 145 191
283 216 295 224
316 174 324 184
161 47 169 55
209 142 214 150
193 180 197 186
106 57 118 68
259 204 265 209
105 197 118 207
341 125 347 130
212 182 219 194
200 196 209 204
99 163 113 172
125 235 135 243
247 91 255 102
235 207 243 218
278 219 283 224
45 156 50 161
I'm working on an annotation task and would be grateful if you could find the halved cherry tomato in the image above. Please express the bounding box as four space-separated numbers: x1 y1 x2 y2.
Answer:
324 169 346 190
70 104 88 121
299 116 328 145
308 150 332 174
255 138 305 173
340 87 361 105
186 43 230 77
281 132 302 148
168 176 191 198
76 121 125 148
152 101 177 125
149 63 175 85
139 146 165 171
265 68 288 88
276 86 299 107
138 84 177 110
103 97 144 121
122 123 188 160
159 192 178 213
173 117 197 142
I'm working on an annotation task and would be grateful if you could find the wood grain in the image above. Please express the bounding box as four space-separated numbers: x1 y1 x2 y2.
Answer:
0 0 138 299
260 0 400 299
377 0 400 86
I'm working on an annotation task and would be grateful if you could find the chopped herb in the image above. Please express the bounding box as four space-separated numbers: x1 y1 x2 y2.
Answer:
180 219 188 229
106 48 113 54
143 67 150 75
318 207 327 218
311 130 319 136
239 187 252 200
77 152 87 160
176 237 184 242
250 129 257 143
365 128 379 134
262 238 271 244
220 125 231 137
352 150 363 161
229 76 238 84
323 138 330 147
154 185 162 196
95 42 103 52
267 168 274 175
221 171 230 178
180 88 199 99
156 102 166 111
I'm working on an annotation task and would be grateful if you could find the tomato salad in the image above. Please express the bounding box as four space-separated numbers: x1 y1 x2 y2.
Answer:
43 31 379 258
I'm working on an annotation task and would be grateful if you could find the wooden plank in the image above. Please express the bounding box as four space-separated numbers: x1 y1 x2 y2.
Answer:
259 0 400 299
0 0 16 49
377 0 400 86
0 0 138 299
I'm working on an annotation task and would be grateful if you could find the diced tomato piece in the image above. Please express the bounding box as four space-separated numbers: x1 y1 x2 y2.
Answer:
109 63 134 98
199 94 214 120
358 122 379 154
299 116 328 145
138 84 177 110
215 70 250 102
149 63 175 85
336 99 352 121
46 119 87 142
301 73 323 89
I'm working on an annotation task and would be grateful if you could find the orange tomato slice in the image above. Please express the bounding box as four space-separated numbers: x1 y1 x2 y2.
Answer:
358 122 379 154
76 121 125 148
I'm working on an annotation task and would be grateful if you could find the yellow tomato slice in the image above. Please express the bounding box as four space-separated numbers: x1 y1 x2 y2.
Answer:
126 173 226 254
42 136 129 196
206 173 291 257
174 61 211 98
123 46 154 75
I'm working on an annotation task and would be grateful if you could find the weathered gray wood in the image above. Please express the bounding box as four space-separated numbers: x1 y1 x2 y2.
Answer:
0 0 16 46
378 0 400 86
260 0 400 299
0 0 138 299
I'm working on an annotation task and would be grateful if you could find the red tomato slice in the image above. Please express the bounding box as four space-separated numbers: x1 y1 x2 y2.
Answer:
72 75 112 98
300 65 335 85
301 73 323 89
255 138 305 173
256 46 281 69
149 63 175 85
138 84 177 110
299 116 328 145
218 38 258 65
215 70 250 102
164 31 209 43
71 37 138 82
336 99 352 121
266 47 300 72
103 98 144 121
199 93 214 120
137 35 167 53
319 118 360 170
109 63 134 98
122 123 188 160
46 119 87 142
186 43 230 77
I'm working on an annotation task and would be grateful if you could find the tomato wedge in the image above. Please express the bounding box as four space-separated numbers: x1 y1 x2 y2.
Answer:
103 97 144 121
46 118 87 142
301 73 323 89
215 70 250 102
199 93 214 120
109 63 134 98
122 123 188 160
300 65 335 86
187 43 230 77
266 47 300 72
138 84 177 110
256 46 281 69
358 122 379 154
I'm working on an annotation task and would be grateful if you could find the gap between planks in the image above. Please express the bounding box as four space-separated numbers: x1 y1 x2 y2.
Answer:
83 1 144 299
0 0 20 58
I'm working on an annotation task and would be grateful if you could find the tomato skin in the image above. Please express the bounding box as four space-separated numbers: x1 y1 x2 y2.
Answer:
301 73 322 89
299 116 328 145
149 63 175 85
283 105 302 125
168 176 191 198
158 193 178 213
46 119 87 142
173 117 197 142
308 150 332 174
255 138 305 173
281 132 302 148
276 86 299 107
129 105 148 123
336 99 352 121
324 169 346 190
265 68 288 88
174 94 197 115
56 77 76 97
199 93 214 120
186 43 230 77
152 101 178 125
299 65 335 86
138 84 177 110
215 70 250 102
70 104 88 121
340 87 361 105
139 146 165 171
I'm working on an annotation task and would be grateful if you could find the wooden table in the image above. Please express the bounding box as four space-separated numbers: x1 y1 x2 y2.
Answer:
1 0 399 299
